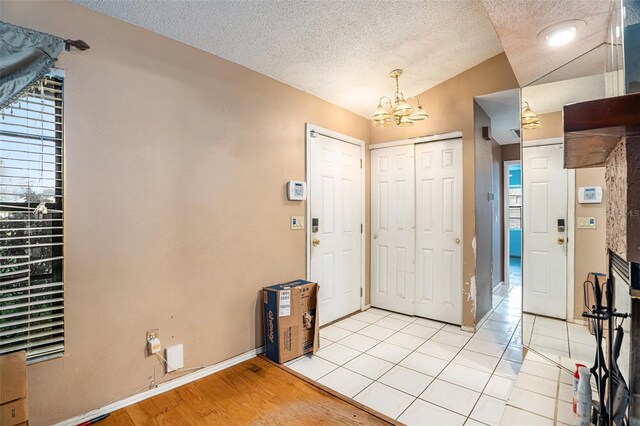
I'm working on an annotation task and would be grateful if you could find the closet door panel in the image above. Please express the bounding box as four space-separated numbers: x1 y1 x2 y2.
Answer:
371 145 415 315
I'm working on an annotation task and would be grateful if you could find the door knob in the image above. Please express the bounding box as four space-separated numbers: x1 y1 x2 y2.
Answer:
312 239 320 247
558 237 565 244
374 234 378 239
455 238 460 244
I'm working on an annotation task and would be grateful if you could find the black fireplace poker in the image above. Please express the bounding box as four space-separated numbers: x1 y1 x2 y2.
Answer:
583 273 630 426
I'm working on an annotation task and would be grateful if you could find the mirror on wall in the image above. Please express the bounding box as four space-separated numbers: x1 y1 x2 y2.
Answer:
519 43 629 378
471 88 522 358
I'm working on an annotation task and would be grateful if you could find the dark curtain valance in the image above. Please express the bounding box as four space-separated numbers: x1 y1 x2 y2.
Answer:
0 21 64 109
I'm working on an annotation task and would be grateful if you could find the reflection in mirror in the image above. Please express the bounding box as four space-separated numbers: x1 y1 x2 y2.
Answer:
520 37 629 384
472 88 522 363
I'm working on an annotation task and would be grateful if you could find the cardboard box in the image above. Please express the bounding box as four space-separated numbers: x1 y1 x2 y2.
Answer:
0 352 27 405
0 398 28 426
263 280 319 363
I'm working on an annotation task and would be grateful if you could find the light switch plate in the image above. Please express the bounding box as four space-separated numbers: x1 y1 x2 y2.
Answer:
578 217 597 229
291 216 304 230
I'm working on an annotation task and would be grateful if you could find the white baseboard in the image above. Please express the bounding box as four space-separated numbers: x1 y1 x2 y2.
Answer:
363 304 372 311
57 346 264 426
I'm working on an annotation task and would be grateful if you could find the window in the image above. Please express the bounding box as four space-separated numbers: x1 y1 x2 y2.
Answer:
0 74 65 360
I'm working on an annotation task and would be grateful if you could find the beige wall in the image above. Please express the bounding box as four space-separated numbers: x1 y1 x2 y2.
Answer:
523 111 607 319
522 112 563 142
575 168 608 316
369 53 519 328
0 2 371 424
501 143 520 162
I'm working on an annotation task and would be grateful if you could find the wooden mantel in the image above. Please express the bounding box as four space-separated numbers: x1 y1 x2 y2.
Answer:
563 92 640 169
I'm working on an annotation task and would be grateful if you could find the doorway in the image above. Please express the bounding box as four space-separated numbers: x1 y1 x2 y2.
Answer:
503 161 521 288
306 124 365 325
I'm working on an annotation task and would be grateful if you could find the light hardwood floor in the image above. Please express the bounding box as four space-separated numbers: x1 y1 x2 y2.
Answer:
102 356 395 425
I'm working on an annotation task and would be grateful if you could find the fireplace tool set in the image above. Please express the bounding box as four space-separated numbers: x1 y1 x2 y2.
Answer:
582 273 630 426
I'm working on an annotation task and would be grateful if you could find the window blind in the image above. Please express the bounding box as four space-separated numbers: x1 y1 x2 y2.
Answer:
0 76 64 360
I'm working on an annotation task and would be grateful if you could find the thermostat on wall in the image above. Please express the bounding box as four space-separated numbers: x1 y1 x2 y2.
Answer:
578 186 603 204
287 181 307 201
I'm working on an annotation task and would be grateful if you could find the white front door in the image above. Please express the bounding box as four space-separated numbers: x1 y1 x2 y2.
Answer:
309 132 362 325
371 145 416 315
414 139 463 325
523 143 567 319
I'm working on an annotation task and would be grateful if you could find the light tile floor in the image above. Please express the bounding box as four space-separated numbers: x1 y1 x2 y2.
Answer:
499 350 588 426
523 312 630 378
287 283 523 425
523 313 594 361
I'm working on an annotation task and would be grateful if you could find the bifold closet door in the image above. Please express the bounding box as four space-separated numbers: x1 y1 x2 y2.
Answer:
414 139 463 325
371 145 416 315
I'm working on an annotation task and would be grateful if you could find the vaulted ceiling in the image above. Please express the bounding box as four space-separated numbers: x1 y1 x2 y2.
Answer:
73 0 614 117
480 0 613 86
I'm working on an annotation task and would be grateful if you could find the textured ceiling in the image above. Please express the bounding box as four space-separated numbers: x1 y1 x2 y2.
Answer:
480 0 613 86
529 44 607 86
475 89 520 145
522 74 605 114
71 0 504 117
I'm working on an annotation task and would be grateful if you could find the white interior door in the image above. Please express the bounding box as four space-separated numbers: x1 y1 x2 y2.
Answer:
371 145 415 315
414 139 463 325
523 143 567 319
309 133 362 325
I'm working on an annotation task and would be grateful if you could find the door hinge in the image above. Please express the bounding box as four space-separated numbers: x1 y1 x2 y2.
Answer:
361 223 363 233
360 288 363 297
360 158 363 168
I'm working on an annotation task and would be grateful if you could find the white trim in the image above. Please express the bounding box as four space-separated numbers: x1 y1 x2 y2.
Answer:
305 124 366 314
56 347 264 426
363 304 372 311
369 131 463 150
503 160 520 286
567 169 576 322
522 137 563 148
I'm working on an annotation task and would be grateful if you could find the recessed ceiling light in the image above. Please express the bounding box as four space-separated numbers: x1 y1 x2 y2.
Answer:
546 26 577 46
537 20 585 48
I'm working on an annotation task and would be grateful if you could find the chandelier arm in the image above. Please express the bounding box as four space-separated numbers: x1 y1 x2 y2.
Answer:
406 96 419 107
379 96 393 109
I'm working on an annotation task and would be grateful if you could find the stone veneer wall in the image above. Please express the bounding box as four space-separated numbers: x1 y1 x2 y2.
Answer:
606 136 640 263
606 138 628 260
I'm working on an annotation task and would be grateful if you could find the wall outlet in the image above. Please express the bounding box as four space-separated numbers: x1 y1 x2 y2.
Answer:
165 344 184 373
146 329 159 341
291 216 304 230
578 217 597 229
146 329 160 355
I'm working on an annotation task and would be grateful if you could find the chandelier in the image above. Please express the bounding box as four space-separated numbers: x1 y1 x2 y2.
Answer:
372 69 428 127
521 101 541 130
